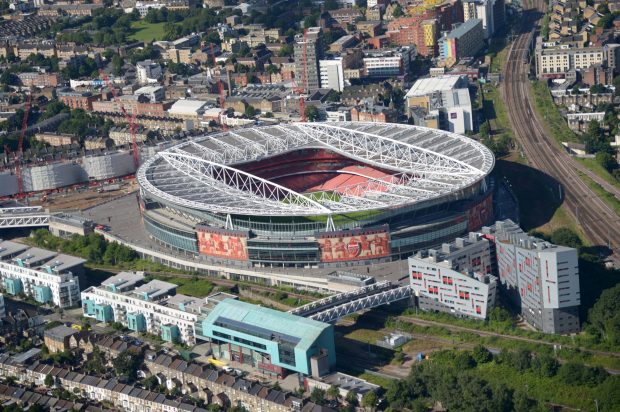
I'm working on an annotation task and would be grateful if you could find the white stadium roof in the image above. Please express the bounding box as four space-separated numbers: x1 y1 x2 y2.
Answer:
137 122 494 217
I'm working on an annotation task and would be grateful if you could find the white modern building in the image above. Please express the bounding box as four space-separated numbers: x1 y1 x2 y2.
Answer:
134 85 165 103
81 272 207 345
319 58 345 92
406 75 473 134
136 60 162 85
0 240 84 309
482 220 581 334
362 48 414 78
408 233 498 319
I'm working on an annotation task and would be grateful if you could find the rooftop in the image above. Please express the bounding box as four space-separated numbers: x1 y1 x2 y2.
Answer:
445 19 481 39
132 280 177 301
203 298 332 352
44 324 79 340
169 99 208 115
101 271 145 291
406 75 468 97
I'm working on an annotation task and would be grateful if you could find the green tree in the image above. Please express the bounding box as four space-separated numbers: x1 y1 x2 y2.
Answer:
590 83 607 94
304 105 320 121
111 54 124 76
550 227 583 249
588 284 620 345
392 3 404 17
44 374 54 387
531 352 559 377
327 385 340 400
596 151 618 172
244 105 257 117
112 351 141 382
472 345 493 364
361 391 378 411
310 387 326 405
345 390 358 406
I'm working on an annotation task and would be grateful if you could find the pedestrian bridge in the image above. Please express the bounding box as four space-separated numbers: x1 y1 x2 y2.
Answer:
290 281 413 323
0 206 50 229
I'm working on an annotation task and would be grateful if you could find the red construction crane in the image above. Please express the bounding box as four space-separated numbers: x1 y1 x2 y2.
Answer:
15 93 32 195
292 29 308 122
210 43 228 130
99 69 140 169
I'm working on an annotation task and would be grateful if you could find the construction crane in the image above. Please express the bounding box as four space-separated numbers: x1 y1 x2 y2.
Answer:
99 69 140 169
209 43 228 130
292 29 308 122
15 93 32 195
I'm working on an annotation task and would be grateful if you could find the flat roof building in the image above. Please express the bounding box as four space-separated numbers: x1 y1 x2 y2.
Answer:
198 299 335 377
481 220 581 334
0 240 83 308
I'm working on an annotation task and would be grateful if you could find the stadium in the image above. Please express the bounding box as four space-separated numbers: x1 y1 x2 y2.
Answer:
137 122 495 267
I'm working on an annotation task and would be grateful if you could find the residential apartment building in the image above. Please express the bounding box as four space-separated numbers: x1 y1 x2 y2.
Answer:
109 126 150 146
362 47 414 78
439 19 484 66
387 17 439 57
408 233 498 319
17 72 60 88
319 58 345 91
136 60 162 85
81 272 204 345
463 0 494 38
34 133 77 147
91 97 171 117
0 240 83 309
481 220 581 334
534 37 617 78
58 90 100 111
294 27 324 92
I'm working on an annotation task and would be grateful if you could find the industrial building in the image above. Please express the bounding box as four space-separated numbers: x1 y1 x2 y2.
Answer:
481 220 581 334
408 233 498 319
82 151 136 181
198 299 336 377
81 272 205 345
0 240 83 308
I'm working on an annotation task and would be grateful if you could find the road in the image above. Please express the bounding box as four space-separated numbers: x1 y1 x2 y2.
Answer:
502 0 620 264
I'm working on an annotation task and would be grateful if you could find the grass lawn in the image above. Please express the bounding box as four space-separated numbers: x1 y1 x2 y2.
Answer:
578 172 620 218
154 276 214 297
481 84 513 139
576 157 620 191
130 20 167 42
530 80 580 146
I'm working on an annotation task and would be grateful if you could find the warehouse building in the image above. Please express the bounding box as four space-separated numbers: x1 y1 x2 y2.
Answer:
0 240 83 308
198 299 336 377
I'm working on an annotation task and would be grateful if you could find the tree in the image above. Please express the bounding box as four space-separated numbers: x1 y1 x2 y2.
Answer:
244 105 257 117
531 352 559 378
596 151 618 172
327 385 340 400
550 227 583 249
361 391 378 411
588 284 620 345
304 105 320 121
111 54 124 76
44 374 54 387
112 351 141 382
392 3 404 17
472 345 493 364
345 390 358 406
310 387 326 405
590 83 607 94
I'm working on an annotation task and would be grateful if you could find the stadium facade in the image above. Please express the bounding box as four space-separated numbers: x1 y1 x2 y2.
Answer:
137 122 495 268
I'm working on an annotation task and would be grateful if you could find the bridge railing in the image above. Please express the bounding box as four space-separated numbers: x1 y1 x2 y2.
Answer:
289 280 394 317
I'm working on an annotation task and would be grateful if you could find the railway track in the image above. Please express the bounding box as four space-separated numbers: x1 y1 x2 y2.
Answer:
502 0 620 264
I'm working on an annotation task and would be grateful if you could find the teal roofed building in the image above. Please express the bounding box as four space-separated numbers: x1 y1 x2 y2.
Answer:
198 299 336 377
161 324 180 342
94 303 113 323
